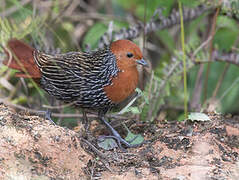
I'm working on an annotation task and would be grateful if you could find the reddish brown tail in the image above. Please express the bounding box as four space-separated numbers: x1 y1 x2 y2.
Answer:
3 39 41 79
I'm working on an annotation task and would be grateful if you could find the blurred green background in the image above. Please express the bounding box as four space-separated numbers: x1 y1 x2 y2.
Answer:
0 0 239 128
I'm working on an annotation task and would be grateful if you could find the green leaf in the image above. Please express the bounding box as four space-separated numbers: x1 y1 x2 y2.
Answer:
124 123 144 146
188 112 211 122
12 96 27 104
217 16 238 31
53 0 60 14
62 22 74 32
119 106 140 115
178 113 186 122
213 28 238 52
129 107 140 114
179 0 201 7
97 137 118 150
125 131 144 146
214 16 239 52
157 30 175 51
83 23 107 50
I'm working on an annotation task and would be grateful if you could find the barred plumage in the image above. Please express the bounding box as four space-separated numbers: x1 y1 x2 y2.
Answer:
3 39 148 148
34 48 119 110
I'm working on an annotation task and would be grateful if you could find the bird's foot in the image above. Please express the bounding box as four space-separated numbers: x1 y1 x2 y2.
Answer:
97 133 142 152
82 110 90 131
37 109 55 125
98 115 143 151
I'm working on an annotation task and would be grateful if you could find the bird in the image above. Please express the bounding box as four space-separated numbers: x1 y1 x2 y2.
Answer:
2 38 148 148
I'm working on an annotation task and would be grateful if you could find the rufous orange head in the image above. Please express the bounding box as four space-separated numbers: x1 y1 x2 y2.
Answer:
110 39 147 70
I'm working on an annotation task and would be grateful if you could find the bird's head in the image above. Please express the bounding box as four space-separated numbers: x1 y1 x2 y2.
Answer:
110 39 148 70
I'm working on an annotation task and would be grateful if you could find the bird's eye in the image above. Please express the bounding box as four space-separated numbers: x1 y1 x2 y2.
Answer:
126 52 133 58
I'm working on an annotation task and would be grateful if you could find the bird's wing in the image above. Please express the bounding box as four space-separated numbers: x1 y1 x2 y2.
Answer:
33 49 118 103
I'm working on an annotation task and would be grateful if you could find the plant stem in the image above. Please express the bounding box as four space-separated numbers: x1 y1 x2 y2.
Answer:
203 5 221 104
178 1 188 119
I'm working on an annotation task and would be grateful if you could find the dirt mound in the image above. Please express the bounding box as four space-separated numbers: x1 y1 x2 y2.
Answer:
0 103 238 179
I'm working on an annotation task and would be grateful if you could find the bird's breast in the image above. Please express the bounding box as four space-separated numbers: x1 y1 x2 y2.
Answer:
103 67 139 104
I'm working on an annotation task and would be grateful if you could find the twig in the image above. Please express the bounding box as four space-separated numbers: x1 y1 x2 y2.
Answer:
200 50 239 66
203 4 221 104
212 63 230 98
98 5 211 48
42 101 76 109
190 64 204 111
0 0 31 17
0 98 131 122
81 138 113 172
192 36 212 57
68 13 125 21
81 138 107 159
158 59 181 96
50 0 74 24
219 76 239 102
147 71 154 120
190 37 212 110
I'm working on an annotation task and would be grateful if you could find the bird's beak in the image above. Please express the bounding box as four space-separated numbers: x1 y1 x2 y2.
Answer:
136 58 148 67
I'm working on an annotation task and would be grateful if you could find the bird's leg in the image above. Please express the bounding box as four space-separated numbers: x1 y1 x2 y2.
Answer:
82 110 89 131
45 96 56 124
37 96 55 125
45 109 55 125
36 109 55 125
99 114 139 148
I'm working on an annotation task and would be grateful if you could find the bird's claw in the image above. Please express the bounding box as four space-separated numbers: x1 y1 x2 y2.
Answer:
98 134 142 152
45 109 55 125
99 115 143 151
37 110 55 125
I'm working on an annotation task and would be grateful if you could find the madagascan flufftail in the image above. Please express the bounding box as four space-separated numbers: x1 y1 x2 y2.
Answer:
3 39 148 148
